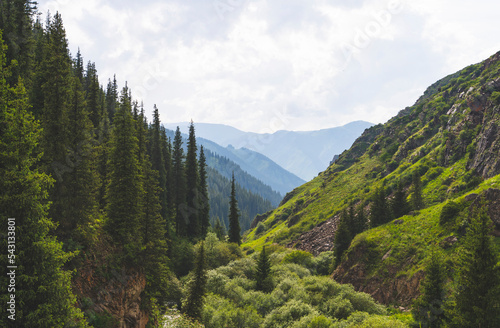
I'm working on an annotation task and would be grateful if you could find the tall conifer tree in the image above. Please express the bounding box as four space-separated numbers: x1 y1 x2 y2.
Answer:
334 209 353 268
446 205 500 327
228 173 241 244
391 180 410 218
173 126 187 236
256 246 272 292
105 75 118 123
370 185 391 227
412 251 446 328
84 61 102 128
183 242 207 320
185 121 199 238
105 86 143 260
161 127 174 233
410 172 424 211
198 145 210 238
40 13 75 237
64 73 99 244
151 105 168 222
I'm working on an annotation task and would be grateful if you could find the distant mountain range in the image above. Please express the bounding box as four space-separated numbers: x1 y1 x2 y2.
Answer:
164 121 374 181
164 127 306 195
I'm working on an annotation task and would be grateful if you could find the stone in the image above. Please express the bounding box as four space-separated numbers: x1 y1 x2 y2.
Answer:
440 235 458 249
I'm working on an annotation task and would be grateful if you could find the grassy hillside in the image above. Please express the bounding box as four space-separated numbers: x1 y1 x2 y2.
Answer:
242 51 500 306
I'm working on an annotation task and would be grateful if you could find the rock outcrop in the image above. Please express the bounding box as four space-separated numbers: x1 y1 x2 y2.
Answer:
332 241 423 307
73 247 148 328
287 215 339 256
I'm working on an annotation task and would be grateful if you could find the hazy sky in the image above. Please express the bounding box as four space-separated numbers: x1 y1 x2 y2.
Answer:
38 0 500 133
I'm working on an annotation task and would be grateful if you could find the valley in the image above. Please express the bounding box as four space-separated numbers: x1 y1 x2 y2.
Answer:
1 2 499 328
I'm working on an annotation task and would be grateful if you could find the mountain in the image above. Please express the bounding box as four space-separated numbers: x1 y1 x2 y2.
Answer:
243 51 500 306
164 127 285 226
165 126 306 195
164 121 374 181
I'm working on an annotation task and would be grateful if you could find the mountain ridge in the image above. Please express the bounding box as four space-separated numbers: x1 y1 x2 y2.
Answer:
164 120 374 180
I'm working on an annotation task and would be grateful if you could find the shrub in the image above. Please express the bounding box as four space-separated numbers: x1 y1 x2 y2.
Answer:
272 263 311 280
439 200 461 225
243 290 278 316
255 221 267 235
262 299 317 328
206 270 230 295
312 251 335 275
291 314 336 328
321 296 354 320
282 250 314 268
491 91 500 105
202 294 262 328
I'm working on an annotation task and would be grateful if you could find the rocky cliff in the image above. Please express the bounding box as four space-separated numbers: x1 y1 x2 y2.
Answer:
73 241 149 328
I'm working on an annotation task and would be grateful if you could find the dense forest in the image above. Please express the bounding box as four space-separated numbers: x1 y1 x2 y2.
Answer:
0 2 247 327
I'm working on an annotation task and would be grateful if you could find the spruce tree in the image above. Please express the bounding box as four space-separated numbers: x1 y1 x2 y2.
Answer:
370 185 391 227
84 61 102 128
198 145 210 238
0 0 37 86
105 75 118 123
391 180 410 218
410 172 424 211
0 34 88 327
214 216 226 241
160 127 174 234
173 126 187 236
228 172 241 244
141 152 171 307
150 105 168 222
256 246 272 292
412 251 446 328
183 242 207 320
74 49 84 82
185 120 200 238
352 205 367 236
40 13 73 236
105 86 143 261
65 74 99 245
334 209 353 268
446 205 500 327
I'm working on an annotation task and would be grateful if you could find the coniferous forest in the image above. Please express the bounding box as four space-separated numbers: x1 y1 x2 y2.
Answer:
1 2 500 328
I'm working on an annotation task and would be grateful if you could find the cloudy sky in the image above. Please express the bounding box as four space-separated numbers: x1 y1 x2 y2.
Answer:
38 0 499 133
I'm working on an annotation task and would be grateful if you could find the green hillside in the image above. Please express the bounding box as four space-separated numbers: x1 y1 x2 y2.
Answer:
243 51 500 306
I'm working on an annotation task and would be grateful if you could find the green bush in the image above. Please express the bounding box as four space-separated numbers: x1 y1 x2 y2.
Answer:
272 263 311 280
170 237 195 277
312 251 334 275
491 91 500 105
282 250 314 269
243 290 278 316
202 294 262 328
439 200 461 225
291 314 336 328
321 296 355 319
263 299 317 328
255 221 267 235
200 234 243 270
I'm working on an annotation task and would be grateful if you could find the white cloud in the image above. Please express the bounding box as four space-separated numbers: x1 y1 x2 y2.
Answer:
37 0 500 132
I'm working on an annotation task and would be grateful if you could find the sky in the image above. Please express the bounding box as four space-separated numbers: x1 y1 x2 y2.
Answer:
38 0 500 133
